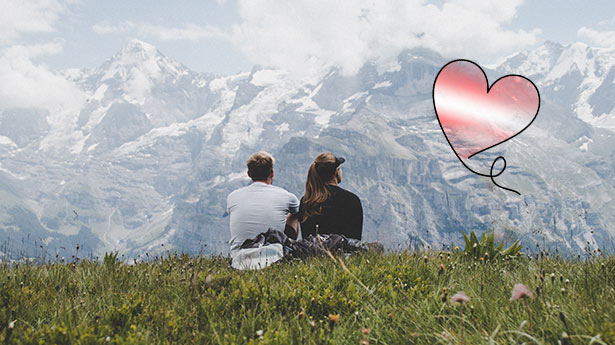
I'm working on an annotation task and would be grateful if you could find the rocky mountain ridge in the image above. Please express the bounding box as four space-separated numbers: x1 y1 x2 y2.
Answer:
0 40 614 259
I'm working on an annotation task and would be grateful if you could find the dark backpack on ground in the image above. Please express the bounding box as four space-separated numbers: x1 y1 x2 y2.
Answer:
239 229 368 260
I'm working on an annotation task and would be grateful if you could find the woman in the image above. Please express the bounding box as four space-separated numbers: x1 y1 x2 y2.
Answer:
298 152 363 240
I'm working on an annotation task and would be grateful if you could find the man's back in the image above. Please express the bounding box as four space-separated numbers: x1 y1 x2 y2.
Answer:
227 182 299 255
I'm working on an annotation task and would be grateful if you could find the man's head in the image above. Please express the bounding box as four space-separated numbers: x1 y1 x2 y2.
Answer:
246 151 274 183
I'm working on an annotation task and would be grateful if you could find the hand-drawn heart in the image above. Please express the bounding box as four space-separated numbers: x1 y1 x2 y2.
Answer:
433 60 540 159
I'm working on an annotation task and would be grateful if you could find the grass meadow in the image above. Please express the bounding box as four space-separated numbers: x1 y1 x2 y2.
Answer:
0 248 614 344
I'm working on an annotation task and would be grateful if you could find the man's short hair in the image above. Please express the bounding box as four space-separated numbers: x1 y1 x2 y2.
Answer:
246 151 274 181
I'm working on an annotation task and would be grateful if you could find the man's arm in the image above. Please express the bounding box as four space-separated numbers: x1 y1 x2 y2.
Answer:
285 192 300 240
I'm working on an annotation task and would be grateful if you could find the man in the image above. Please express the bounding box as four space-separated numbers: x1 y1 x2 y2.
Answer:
226 151 299 269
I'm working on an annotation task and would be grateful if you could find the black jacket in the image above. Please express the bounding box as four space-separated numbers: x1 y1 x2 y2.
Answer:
298 185 363 240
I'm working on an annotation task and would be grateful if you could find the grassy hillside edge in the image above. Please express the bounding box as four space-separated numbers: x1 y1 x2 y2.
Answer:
1 250 614 344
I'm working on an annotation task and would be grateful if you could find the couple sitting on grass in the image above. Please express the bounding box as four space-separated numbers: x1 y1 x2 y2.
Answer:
227 151 367 270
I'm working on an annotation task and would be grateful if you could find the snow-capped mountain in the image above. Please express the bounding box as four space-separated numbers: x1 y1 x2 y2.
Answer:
1 40 614 259
497 41 615 131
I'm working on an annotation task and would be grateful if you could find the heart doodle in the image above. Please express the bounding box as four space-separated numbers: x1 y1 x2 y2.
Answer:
432 59 540 194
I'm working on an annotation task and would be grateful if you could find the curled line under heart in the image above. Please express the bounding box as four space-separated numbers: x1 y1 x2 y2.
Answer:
432 59 541 196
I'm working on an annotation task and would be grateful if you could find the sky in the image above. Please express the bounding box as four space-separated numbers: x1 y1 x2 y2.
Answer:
2 0 615 82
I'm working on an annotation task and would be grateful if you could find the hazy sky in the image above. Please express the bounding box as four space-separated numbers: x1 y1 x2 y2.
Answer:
2 0 615 77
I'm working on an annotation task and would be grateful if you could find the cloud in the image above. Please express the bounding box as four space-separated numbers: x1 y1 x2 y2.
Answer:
138 24 229 41
0 0 84 132
4 41 64 58
0 42 84 112
92 21 136 34
230 0 540 75
0 0 66 45
577 27 615 47
93 21 228 41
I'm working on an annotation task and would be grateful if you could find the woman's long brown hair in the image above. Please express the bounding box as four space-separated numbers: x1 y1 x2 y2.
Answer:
301 152 338 222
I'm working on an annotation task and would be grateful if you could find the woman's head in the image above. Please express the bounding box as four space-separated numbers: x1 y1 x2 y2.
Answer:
313 152 344 184
302 152 345 221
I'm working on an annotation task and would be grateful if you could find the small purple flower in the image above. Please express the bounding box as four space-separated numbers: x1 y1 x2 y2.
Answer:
510 283 534 301
450 291 470 304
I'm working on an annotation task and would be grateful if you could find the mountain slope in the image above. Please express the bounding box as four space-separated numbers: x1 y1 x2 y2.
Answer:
1 40 614 258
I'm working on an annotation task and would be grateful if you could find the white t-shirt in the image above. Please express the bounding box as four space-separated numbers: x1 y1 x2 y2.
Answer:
227 182 299 255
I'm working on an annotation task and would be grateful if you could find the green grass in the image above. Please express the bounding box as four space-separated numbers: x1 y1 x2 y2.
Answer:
1 250 614 344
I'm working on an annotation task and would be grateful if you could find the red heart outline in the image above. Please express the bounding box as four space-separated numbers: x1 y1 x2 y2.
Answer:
432 59 541 195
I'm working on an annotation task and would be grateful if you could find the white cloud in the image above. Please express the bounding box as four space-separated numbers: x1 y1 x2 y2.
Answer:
0 0 84 136
4 41 64 58
0 42 84 112
577 27 615 47
92 21 135 34
93 21 228 41
0 0 65 45
138 24 229 41
230 0 540 75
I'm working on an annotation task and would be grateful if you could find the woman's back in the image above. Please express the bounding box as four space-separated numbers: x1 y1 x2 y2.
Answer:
299 185 363 240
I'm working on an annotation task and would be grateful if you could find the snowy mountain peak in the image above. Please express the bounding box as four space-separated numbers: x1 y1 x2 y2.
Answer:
121 39 158 57
113 39 168 69
93 40 188 86
497 41 566 78
543 40 564 50
499 41 615 81
498 41 615 130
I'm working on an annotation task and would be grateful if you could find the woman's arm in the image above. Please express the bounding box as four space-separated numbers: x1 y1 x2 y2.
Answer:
348 195 363 240
338 192 363 240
